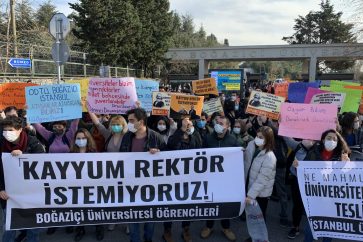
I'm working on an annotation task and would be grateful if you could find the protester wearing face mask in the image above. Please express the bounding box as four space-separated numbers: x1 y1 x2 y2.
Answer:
88 113 129 233
0 116 45 242
119 108 166 242
33 119 78 154
243 126 276 242
153 116 177 144
201 116 238 241
69 129 104 241
340 112 363 148
163 117 202 242
32 118 79 235
195 112 213 141
282 137 316 239
232 119 253 148
209 112 222 128
297 129 350 242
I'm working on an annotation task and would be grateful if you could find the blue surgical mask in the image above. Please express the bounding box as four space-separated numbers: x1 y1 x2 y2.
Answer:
197 120 206 129
111 125 123 133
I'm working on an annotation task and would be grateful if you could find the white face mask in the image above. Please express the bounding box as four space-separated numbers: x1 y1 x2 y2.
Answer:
127 122 138 133
231 96 237 101
75 139 87 148
324 140 337 151
354 122 360 130
187 127 194 135
214 124 224 134
254 137 265 147
157 124 166 132
233 127 241 134
3 131 20 143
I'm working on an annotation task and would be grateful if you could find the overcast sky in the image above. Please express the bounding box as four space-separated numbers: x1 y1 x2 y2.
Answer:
50 0 356 45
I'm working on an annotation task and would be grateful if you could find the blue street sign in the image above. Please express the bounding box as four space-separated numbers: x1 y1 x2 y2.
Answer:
8 58 32 68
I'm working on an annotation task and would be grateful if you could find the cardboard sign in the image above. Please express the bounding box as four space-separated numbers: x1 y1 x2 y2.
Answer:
135 80 159 113
192 78 218 96
310 92 345 109
203 98 224 116
278 103 337 140
304 87 329 104
0 83 38 109
297 161 363 241
274 82 289 99
321 81 361 113
246 91 285 120
170 93 204 119
25 84 82 123
151 92 171 116
288 82 320 103
87 78 137 114
66 78 89 112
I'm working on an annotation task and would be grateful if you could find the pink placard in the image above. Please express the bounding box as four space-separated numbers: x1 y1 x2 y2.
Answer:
87 77 138 114
278 103 338 141
304 87 330 103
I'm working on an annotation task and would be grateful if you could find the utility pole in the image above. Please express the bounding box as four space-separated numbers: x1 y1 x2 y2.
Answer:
10 0 17 57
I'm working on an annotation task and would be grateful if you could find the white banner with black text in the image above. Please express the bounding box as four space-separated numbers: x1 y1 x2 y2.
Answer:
297 161 363 241
2 148 245 230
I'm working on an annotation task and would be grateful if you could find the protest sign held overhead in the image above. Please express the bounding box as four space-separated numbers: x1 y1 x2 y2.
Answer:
246 91 285 120
87 77 138 114
210 70 242 91
66 78 89 112
135 79 159 113
203 98 224 116
310 92 346 109
170 93 204 119
322 81 361 113
2 148 245 230
288 82 320 103
151 91 171 116
274 82 289 99
25 84 82 123
278 103 337 140
304 87 329 104
192 78 218 96
0 83 38 109
297 161 363 241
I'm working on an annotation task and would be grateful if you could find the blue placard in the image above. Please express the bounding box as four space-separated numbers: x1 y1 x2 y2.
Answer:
135 79 159 112
26 84 82 123
8 58 31 68
288 82 321 103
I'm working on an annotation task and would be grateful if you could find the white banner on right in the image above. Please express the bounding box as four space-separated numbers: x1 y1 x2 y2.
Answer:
297 161 363 241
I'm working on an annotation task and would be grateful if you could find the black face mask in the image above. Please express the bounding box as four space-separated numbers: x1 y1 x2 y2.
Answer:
53 128 65 135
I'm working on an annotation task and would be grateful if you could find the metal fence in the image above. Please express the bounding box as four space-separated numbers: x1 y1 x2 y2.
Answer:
0 41 143 78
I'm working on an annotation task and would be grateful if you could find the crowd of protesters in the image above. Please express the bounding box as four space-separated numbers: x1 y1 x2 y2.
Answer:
0 81 360 242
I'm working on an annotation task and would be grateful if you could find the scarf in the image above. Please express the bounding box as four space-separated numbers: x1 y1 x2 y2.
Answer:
2 131 28 153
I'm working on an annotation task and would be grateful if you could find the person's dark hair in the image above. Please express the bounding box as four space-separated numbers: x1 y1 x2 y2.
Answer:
201 111 208 120
4 106 17 115
52 120 67 127
154 116 170 134
257 126 275 152
340 112 358 135
1 116 23 130
211 112 222 122
224 99 235 111
126 108 148 126
320 129 350 156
